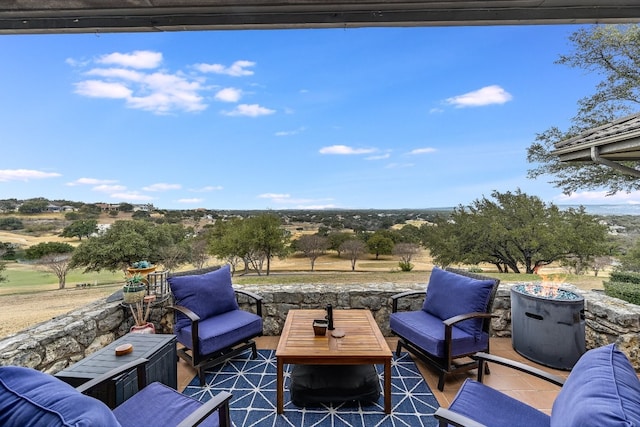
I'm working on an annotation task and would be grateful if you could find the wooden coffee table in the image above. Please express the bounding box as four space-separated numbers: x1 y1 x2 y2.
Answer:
276 309 392 414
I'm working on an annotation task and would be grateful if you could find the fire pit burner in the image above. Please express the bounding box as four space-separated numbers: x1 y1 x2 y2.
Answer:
511 283 585 370
513 283 582 300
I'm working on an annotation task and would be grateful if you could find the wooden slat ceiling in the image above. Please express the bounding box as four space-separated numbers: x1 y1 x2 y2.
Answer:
1 1 640 34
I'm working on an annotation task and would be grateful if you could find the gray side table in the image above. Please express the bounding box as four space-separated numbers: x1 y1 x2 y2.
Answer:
55 333 177 408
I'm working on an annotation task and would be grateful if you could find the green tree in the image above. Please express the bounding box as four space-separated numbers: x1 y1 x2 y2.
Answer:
119 203 134 212
527 24 640 195
0 217 24 230
423 189 608 274
24 242 74 260
18 198 49 214
366 232 394 260
327 232 352 257
132 210 151 220
24 242 75 289
70 220 187 272
60 219 98 241
242 214 290 276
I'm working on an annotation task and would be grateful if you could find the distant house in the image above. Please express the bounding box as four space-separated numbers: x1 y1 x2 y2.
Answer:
46 204 61 213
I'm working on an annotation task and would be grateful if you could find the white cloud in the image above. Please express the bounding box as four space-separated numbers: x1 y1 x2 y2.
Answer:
110 192 154 201
177 198 204 204
97 50 163 69
446 85 513 107
215 87 242 103
74 80 132 99
319 145 377 155
86 67 145 82
67 177 118 186
366 153 391 160
275 127 306 137
0 169 61 182
223 104 275 117
195 60 256 76
555 191 640 204
409 148 437 155
259 193 290 200
142 183 182 192
189 186 223 192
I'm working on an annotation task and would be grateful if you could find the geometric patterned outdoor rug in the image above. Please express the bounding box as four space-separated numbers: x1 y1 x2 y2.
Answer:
183 350 439 427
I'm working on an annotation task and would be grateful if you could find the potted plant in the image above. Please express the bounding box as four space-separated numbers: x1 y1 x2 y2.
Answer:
122 273 147 303
126 260 156 277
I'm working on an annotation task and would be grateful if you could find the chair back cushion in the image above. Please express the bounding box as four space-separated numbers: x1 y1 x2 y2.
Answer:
0 366 121 426
422 267 495 336
169 264 240 331
551 343 640 427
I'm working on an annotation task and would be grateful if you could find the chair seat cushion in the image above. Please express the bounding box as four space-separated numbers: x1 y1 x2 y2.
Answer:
389 310 489 358
0 366 121 427
176 309 263 356
447 379 551 427
422 267 496 337
113 382 219 427
169 265 240 331
551 344 640 427
290 364 381 407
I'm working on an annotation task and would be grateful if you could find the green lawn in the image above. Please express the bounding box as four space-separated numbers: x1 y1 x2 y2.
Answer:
0 264 123 296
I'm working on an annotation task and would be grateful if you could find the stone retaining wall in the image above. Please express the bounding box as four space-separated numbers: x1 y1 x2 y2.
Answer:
1 282 639 373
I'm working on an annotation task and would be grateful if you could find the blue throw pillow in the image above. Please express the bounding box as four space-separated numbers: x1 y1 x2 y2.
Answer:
169 265 240 331
551 344 640 427
422 267 495 336
0 366 120 426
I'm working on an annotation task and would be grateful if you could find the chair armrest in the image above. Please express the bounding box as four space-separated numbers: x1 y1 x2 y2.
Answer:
434 407 487 427
473 352 565 386
167 305 201 322
443 312 497 327
76 358 149 395
234 289 263 317
391 289 424 312
177 391 233 427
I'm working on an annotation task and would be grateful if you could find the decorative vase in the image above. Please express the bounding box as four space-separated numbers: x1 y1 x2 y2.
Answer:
130 322 155 334
123 283 147 303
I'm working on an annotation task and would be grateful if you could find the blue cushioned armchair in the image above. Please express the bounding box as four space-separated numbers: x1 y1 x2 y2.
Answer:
0 358 232 427
434 344 640 427
168 265 263 386
390 267 499 391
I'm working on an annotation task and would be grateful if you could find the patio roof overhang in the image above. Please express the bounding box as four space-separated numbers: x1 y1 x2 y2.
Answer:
552 113 640 178
1 1 640 35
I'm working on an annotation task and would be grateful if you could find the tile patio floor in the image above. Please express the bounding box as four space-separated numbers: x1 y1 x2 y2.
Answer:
177 336 569 417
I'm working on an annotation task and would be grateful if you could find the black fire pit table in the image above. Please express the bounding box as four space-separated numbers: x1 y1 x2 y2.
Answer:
510 283 585 370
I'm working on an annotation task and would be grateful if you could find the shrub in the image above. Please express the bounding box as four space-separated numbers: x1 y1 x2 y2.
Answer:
0 217 24 230
603 281 640 305
609 271 640 285
398 261 414 271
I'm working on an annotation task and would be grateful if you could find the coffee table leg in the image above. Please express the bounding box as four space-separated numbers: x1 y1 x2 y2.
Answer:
277 357 284 414
384 359 392 414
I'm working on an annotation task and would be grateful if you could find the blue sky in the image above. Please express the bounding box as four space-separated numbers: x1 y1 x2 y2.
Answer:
2 24 639 210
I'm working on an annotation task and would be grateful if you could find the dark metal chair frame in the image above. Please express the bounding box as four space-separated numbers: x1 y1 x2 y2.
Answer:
78 358 233 427
391 267 500 391
433 352 565 427
168 288 263 386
